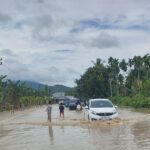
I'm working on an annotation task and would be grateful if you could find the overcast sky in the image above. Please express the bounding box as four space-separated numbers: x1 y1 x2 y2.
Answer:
0 0 150 87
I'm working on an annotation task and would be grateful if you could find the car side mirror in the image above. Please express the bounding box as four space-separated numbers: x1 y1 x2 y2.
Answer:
115 105 118 108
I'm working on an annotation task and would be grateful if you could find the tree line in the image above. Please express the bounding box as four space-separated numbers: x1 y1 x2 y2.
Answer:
74 54 150 108
0 76 51 111
0 54 150 110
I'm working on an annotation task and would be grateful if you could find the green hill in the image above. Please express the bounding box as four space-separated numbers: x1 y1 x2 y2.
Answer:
24 81 72 93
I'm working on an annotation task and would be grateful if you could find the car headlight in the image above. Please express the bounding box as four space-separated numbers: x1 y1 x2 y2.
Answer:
91 110 97 115
113 111 117 114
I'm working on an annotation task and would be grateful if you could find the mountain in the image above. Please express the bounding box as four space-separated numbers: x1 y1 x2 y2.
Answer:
50 84 72 93
24 81 44 89
24 81 72 93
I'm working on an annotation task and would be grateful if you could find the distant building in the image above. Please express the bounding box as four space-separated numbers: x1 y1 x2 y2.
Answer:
52 92 65 99
52 92 65 103
65 96 74 99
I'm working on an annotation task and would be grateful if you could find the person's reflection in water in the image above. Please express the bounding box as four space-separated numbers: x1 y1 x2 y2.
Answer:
48 125 54 145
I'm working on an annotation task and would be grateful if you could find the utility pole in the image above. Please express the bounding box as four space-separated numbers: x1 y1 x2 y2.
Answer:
0 58 2 65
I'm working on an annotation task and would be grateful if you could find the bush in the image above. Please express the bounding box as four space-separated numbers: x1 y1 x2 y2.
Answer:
111 95 150 108
0 108 3 112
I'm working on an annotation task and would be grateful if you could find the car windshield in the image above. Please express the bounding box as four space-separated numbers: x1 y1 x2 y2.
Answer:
70 100 77 104
63 99 70 103
90 100 113 108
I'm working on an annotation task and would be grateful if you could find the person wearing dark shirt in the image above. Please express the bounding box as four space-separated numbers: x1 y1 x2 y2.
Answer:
59 103 64 118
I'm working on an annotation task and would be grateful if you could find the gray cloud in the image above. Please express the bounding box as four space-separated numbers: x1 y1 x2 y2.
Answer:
54 49 74 53
0 0 149 87
53 35 80 45
31 15 53 41
25 66 68 84
43 67 80 84
90 32 119 49
0 58 29 81
0 13 12 24
0 49 16 57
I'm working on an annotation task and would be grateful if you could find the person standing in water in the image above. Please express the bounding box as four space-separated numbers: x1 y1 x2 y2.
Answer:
46 101 52 122
59 103 64 118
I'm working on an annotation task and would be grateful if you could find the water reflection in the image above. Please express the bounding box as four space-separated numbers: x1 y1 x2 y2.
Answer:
48 125 54 145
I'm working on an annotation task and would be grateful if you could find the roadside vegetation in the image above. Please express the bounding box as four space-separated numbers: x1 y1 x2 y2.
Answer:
0 77 51 112
74 54 150 108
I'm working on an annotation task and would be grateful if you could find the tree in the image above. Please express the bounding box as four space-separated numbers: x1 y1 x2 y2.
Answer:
143 54 150 80
0 75 7 109
75 54 150 100
108 57 120 96
119 59 127 72
6 80 23 107
132 56 143 81
75 59 109 99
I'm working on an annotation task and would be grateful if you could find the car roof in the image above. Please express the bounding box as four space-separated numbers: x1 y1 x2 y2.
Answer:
89 98 110 102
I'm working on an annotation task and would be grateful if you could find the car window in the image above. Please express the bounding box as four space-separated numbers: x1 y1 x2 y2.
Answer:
72 100 78 103
64 99 70 103
90 100 113 108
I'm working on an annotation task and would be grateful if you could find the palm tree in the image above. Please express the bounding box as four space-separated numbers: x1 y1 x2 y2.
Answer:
143 54 150 80
119 59 127 72
132 56 143 81
108 57 120 96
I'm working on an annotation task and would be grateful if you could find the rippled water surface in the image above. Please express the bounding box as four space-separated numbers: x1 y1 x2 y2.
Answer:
0 105 150 150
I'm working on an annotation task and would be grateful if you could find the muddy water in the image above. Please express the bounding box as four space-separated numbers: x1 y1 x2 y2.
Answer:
0 105 150 150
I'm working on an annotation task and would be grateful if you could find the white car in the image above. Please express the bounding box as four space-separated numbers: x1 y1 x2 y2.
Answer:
86 98 118 121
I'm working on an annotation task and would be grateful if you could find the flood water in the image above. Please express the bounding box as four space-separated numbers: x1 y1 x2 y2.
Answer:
0 105 150 150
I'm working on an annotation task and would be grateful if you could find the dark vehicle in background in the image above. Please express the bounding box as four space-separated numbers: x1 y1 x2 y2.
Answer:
69 100 77 110
69 98 81 110
63 98 70 107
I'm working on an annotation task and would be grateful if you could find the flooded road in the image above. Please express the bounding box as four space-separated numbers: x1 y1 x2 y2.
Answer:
0 105 150 150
